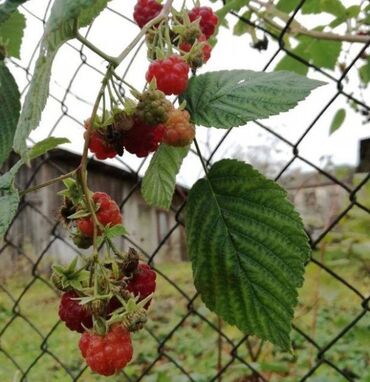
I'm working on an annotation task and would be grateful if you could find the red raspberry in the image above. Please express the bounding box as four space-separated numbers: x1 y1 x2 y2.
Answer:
133 0 162 28
77 192 122 237
84 120 118 160
123 118 165 157
163 109 195 147
79 325 133 376
127 263 156 308
188 7 218 39
179 34 212 66
58 291 92 333
145 55 189 95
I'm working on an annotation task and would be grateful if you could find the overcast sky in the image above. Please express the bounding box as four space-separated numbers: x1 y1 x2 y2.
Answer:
9 0 370 186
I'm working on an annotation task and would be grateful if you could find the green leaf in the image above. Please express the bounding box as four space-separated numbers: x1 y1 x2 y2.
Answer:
275 37 341 73
276 0 298 13
13 0 110 157
0 136 68 191
0 60 20 166
277 0 346 17
233 11 253 36
104 224 128 239
329 108 346 135
0 190 19 241
301 0 346 17
0 0 28 23
186 159 310 349
359 58 370 85
141 144 190 209
0 10 26 58
301 37 341 69
274 53 309 76
28 137 70 160
180 70 324 129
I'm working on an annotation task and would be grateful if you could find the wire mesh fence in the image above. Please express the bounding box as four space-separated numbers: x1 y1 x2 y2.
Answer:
0 0 369 381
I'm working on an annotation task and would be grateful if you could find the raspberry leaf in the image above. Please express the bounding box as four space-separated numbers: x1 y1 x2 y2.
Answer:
13 0 111 157
0 60 20 167
0 0 28 23
0 10 26 58
186 159 311 350
141 144 190 209
179 70 324 128
28 137 70 160
0 189 19 241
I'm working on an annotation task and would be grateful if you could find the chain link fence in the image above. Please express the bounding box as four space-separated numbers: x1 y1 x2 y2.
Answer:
1 0 369 381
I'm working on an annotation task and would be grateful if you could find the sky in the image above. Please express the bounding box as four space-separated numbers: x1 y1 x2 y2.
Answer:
8 0 370 187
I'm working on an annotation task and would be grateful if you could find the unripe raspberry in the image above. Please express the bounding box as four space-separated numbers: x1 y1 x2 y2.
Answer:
163 109 195 147
188 6 218 39
145 55 190 95
79 325 133 376
135 89 173 125
123 118 165 157
133 0 162 28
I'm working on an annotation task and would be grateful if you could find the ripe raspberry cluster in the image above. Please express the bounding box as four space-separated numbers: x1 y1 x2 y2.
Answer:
56 2 218 376
82 2 218 162
86 88 196 158
53 248 157 376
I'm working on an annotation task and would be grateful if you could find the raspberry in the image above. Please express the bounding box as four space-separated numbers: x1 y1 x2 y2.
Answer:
127 263 156 308
163 109 195 147
188 6 218 39
135 89 173 125
77 192 122 237
79 325 133 376
179 34 212 69
123 118 165 157
84 120 118 160
145 55 190 95
133 0 162 28
59 291 92 333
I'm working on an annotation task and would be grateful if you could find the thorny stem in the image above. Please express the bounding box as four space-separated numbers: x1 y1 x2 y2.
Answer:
79 65 114 258
20 169 79 196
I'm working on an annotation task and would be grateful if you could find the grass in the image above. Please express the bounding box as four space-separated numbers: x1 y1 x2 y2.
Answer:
0 253 369 382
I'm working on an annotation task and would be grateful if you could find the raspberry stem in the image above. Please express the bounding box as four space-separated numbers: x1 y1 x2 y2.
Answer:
20 168 79 196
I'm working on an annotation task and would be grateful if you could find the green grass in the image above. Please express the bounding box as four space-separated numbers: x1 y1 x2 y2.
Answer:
0 256 369 382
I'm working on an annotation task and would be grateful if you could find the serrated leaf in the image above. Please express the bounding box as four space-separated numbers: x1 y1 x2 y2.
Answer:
186 159 311 349
329 108 346 135
0 0 28 23
0 136 68 192
0 160 23 190
28 137 70 160
180 70 324 129
0 10 25 58
0 60 20 166
0 190 19 240
13 0 110 157
141 144 190 209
